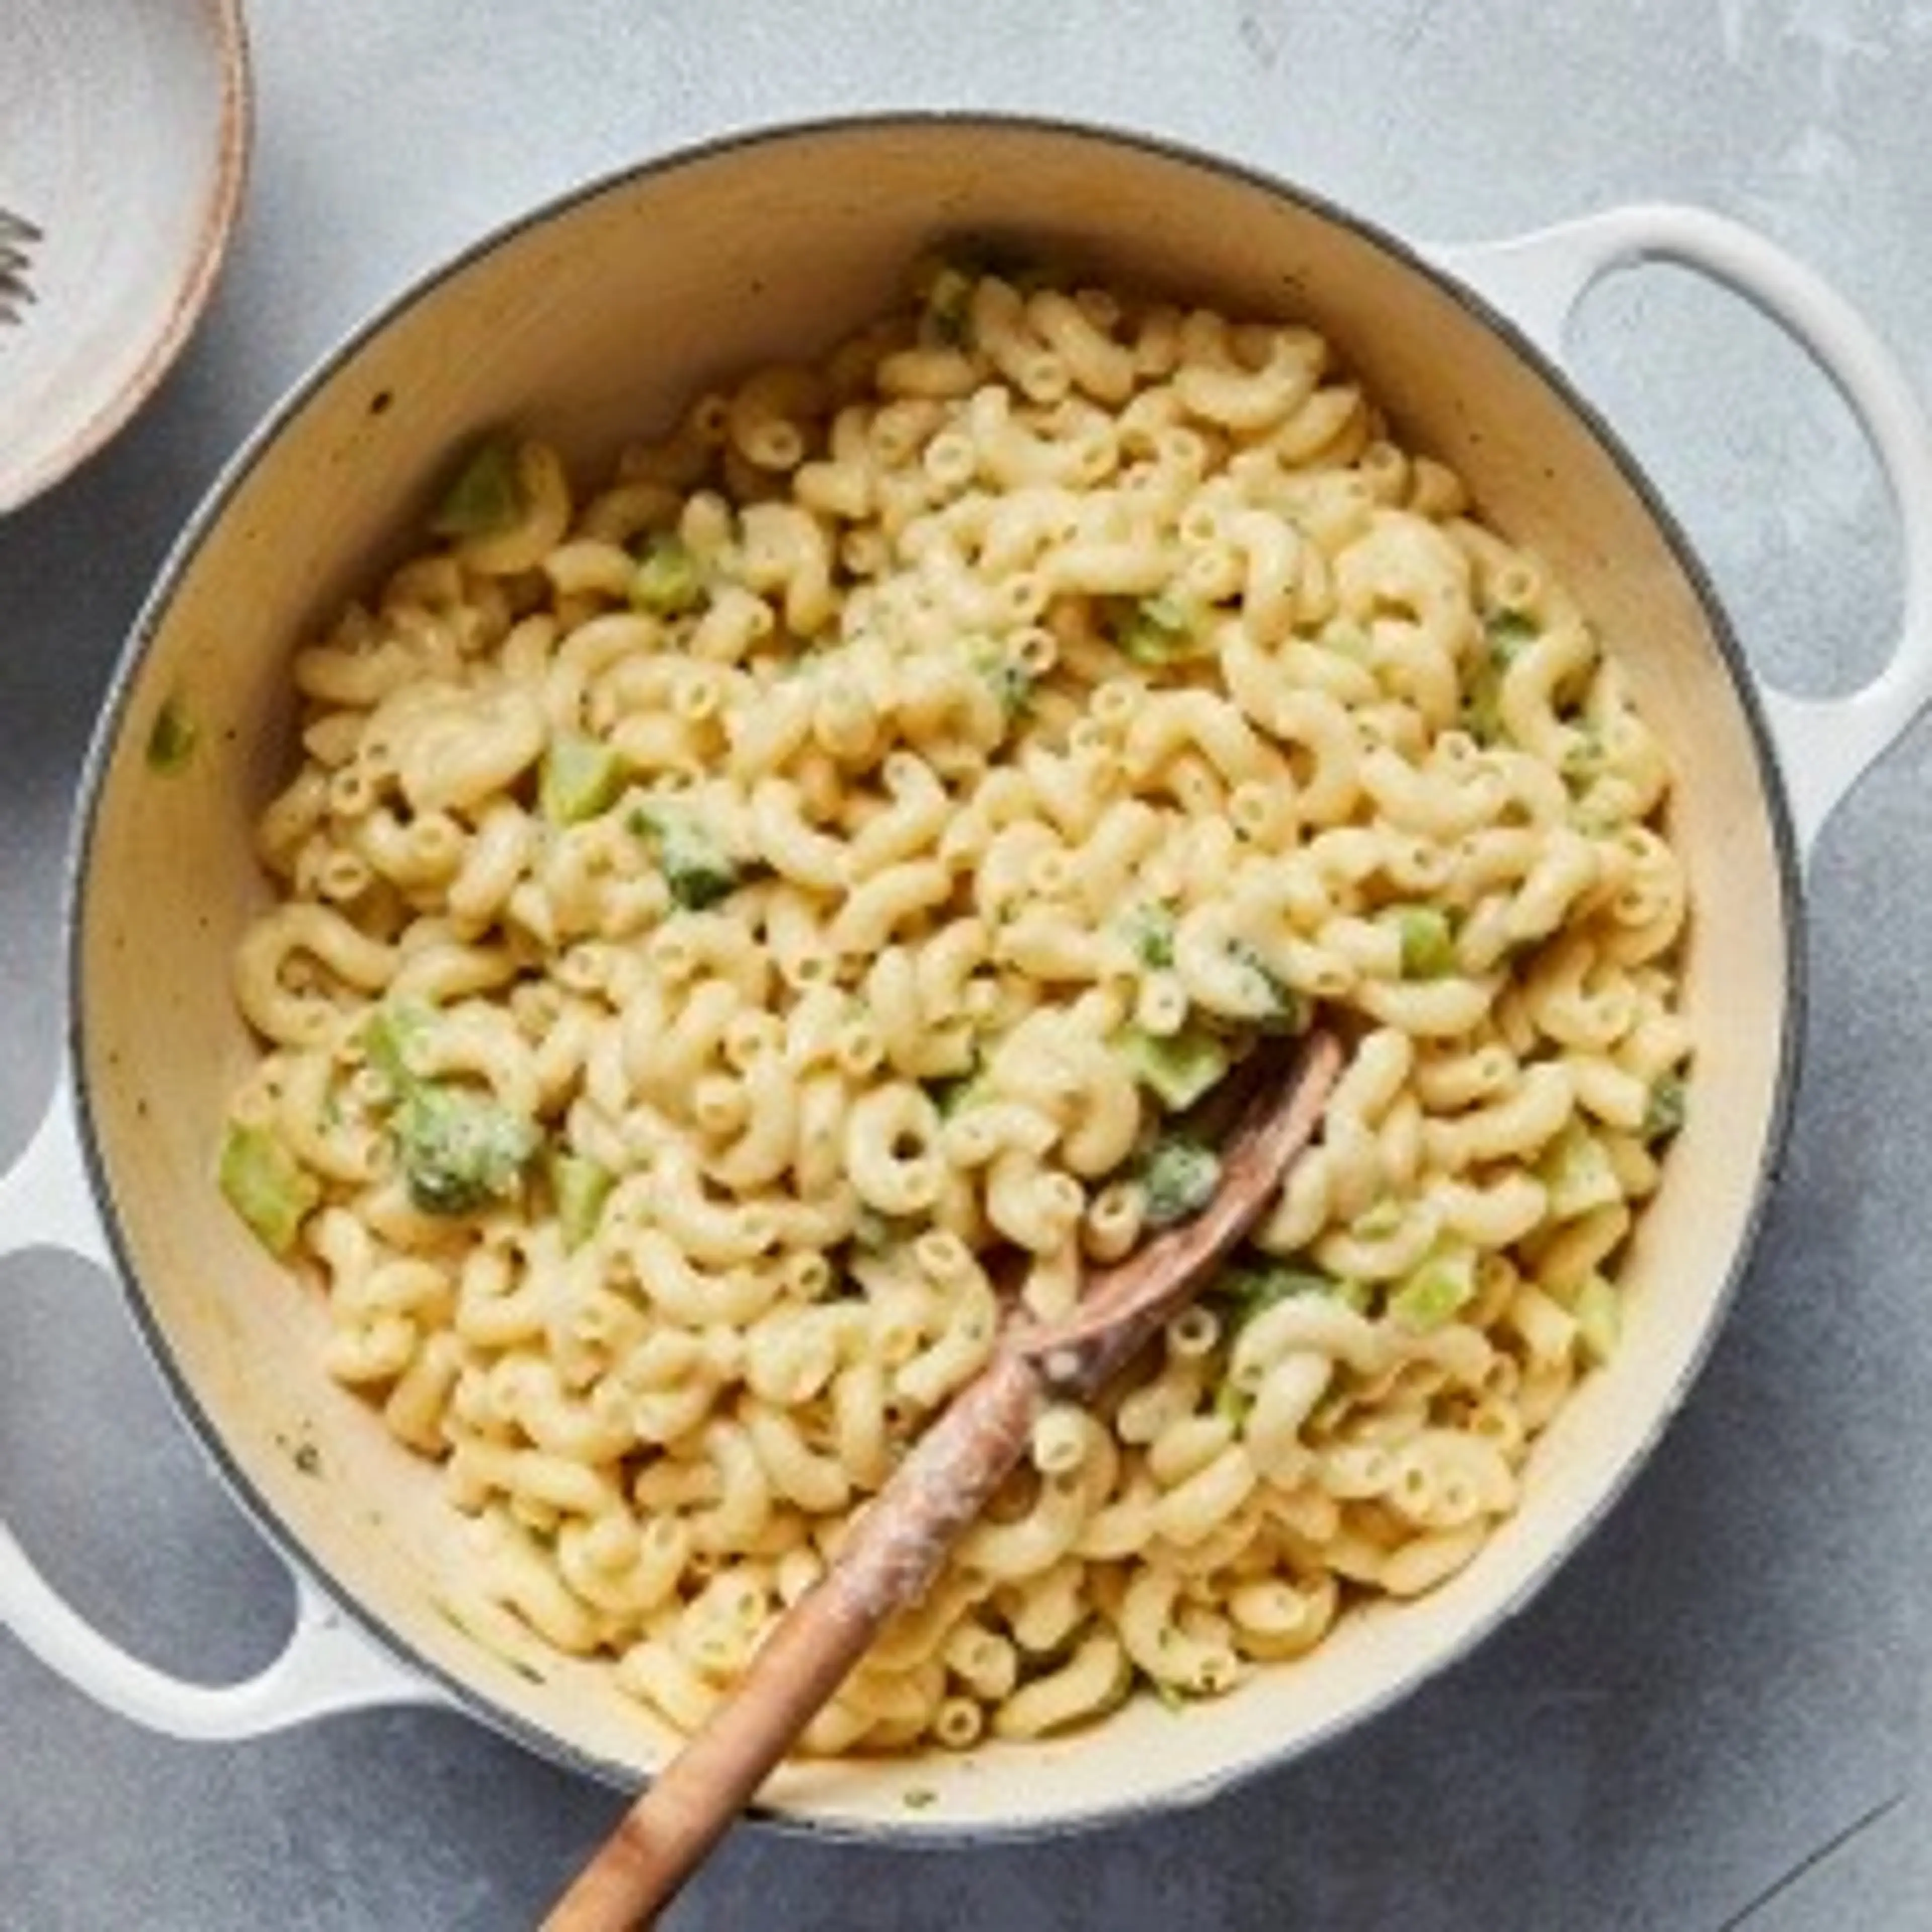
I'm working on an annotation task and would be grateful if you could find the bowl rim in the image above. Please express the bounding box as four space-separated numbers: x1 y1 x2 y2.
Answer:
0 0 255 516
63 108 1806 1841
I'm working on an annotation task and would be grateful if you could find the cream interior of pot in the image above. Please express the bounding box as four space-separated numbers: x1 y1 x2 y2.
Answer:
75 120 1794 1827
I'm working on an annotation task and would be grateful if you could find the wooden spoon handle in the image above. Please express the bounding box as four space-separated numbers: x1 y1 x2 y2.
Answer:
543 1030 1342 1930
540 1352 1045 1931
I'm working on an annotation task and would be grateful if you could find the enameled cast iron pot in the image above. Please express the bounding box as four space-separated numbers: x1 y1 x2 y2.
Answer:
6 117 1931 1833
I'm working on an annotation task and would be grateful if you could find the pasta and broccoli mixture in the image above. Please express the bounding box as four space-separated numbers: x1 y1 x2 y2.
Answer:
220 257 1691 1754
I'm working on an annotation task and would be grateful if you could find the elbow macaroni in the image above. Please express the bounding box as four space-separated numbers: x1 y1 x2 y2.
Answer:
221 256 1692 1758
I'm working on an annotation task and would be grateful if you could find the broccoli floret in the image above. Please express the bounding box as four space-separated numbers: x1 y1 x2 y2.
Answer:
359 998 543 1215
1209 1255 1370 1425
631 801 743 911
218 1122 321 1255
629 531 706 617
1212 1253 1354 1330
1116 1023 1230 1113
1137 1134 1222 1227
394 1082 541 1216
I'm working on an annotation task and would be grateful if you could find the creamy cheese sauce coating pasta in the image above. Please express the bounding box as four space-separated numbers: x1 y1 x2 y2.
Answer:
222 259 1692 1753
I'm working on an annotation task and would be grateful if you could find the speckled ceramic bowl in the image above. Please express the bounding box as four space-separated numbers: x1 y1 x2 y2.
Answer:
5 116 1930 1839
0 0 251 514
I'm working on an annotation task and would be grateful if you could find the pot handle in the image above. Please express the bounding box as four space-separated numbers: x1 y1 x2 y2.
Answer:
0 1078 444 1738
1432 203 1932 861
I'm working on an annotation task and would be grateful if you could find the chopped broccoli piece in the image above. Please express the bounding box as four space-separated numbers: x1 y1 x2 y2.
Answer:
360 997 543 1214
1109 593 1207 667
1227 941 1304 1033
1146 1673 1190 1714
923 1064 985 1118
539 734 629 826
1213 1380 1254 1429
1462 610 1540 744
851 1206 919 1255
1212 1254 1348 1330
1561 724 1607 785
1536 1122 1623 1220
393 1082 541 1216
1643 1073 1688 1144
1387 904 1456 980
921 262 977 347
1137 1134 1222 1227
1461 664 1506 745
362 998 436 1096
1351 1195 1405 1240
1115 1023 1230 1113
550 1150 615 1251
1483 610 1541 658
990 660 1034 717
1118 901 1176 971
968 641 1034 720
1570 1271 1622 1365
631 801 742 911
629 531 706 618
219 1122 321 1255
1389 1241 1478 1330
431 435 525 539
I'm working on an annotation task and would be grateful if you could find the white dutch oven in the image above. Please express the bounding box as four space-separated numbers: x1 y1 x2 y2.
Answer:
5 118 1931 1834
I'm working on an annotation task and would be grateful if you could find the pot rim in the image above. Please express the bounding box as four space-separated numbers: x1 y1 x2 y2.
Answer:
61 108 1808 1839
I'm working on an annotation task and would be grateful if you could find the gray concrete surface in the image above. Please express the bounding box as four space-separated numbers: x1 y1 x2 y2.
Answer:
4 3 1931 1925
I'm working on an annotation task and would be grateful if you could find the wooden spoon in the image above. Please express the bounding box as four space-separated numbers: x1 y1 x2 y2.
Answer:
542 1026 1343 1931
